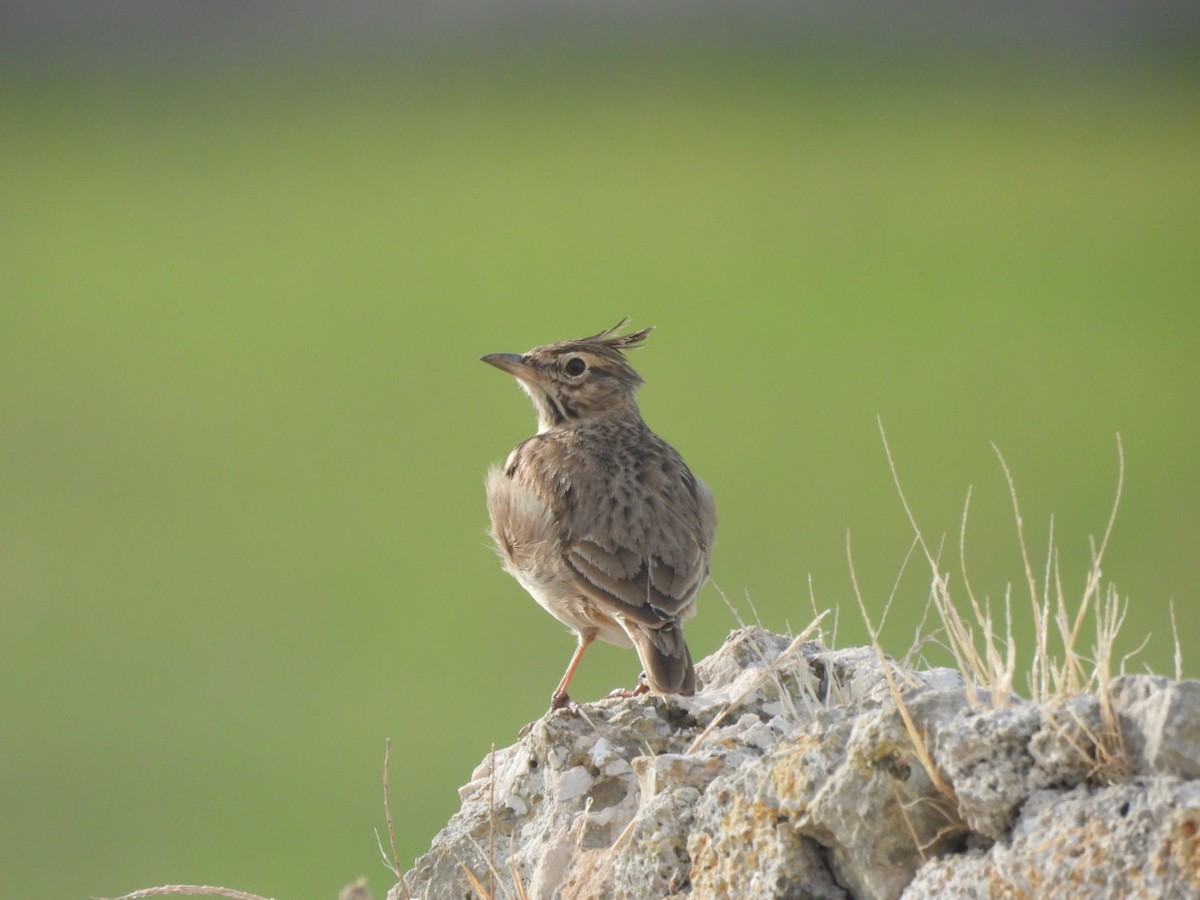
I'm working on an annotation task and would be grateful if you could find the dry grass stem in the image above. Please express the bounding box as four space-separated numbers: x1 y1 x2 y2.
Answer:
488 744 497 900
879 533 921 641
723 598 825 721
379 738 411 900
509 858 530 900
805 573 838 648
879 418 1017 706
847 529 956 802
713 580 766 635
1170 600 1183 682
461 862 491 900
873 422 1159 786
97 888 275 900
459 836 506 900
457 742 528 900
684 612 828 755
1091 585 1133 781
888 779 927 862
611 811 639 854
993 443 1044 697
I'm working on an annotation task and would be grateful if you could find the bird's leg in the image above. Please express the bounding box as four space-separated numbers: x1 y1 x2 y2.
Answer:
550 634 594 711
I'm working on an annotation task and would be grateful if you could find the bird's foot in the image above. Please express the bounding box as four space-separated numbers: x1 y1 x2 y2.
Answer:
549 691 587 717
517 691 588 735
605 675 651 700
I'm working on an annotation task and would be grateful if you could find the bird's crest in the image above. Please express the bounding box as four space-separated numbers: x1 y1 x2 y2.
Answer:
582 317 653 352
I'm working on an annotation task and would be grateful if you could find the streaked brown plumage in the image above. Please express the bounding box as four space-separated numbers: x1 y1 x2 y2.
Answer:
482 319 716 711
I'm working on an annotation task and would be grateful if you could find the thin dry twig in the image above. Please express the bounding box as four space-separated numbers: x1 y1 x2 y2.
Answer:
383 740 401 873
380 738 412 900
488 744 496 900
458 743 521 900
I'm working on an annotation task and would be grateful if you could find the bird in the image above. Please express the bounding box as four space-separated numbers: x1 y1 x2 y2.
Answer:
481 319 716 712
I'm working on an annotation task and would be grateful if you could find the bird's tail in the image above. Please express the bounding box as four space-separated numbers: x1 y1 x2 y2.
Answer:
628 622 696 696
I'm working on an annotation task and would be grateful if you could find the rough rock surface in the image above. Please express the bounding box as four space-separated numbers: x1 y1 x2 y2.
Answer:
392 628 1200 900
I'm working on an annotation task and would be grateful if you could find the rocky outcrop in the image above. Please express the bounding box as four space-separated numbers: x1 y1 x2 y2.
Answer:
392 627 1200 900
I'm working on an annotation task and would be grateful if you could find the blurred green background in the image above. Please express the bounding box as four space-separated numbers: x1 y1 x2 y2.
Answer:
2 8 1198 899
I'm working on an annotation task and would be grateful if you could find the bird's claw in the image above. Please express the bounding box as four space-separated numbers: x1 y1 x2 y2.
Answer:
605 677 651 700
550 696 586 717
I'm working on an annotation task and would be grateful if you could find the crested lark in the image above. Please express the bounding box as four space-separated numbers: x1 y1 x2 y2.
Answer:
482 319 716 711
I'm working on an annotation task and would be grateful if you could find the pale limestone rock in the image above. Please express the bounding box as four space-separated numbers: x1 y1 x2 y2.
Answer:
392 627 1200 900
903 778 1200 899
1111 676 1200 779
929 702 1042 839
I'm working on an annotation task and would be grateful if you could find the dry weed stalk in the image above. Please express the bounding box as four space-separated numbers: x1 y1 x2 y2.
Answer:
995 434 1125 706
375 738 411 900
848 531 957 803
684 612 828 755
879 419 1017 706
458 743 528 900
1169 600 1183 682
715 581 832 720
875 420 1157 785
97 888 275 900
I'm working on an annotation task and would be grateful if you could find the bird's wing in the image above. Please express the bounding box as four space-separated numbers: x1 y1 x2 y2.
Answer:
563 453 715 626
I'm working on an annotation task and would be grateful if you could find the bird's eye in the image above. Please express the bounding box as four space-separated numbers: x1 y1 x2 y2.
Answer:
564 357 587 377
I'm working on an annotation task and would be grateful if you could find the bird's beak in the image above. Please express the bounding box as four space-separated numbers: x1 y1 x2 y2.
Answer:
481 352 539 385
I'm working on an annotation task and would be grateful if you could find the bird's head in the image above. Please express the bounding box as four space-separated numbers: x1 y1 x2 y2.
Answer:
482 318 651 432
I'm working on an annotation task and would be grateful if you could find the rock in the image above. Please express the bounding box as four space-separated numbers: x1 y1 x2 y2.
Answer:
903 779 1200 899
391 627 1200 900
1111 676 1200 779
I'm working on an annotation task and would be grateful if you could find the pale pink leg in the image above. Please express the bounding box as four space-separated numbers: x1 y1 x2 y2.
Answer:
550 634 594 710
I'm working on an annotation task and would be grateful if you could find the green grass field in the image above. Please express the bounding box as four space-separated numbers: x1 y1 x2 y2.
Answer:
2 51 1198 900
